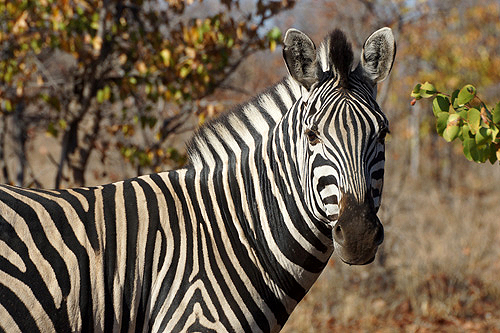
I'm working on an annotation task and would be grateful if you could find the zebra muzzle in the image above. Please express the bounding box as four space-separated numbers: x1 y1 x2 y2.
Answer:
332 193 384 265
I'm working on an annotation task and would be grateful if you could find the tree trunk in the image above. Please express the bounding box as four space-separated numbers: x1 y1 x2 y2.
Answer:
67 108 102 187
409 103 421 178
12 102 27 186
0 115 9 183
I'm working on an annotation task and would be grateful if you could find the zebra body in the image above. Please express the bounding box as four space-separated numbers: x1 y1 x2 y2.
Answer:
0 27 396 332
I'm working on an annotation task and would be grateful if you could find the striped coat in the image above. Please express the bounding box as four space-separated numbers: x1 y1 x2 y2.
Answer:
0 27 395 332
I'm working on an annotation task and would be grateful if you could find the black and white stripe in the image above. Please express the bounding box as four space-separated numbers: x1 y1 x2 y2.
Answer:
0 27 395 332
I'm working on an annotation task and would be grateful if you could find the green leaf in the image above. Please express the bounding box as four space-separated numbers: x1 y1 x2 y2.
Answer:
421 82 437 93
457 84 476 106
451 89 460 108
443 114 460 142
448 113 460 124
463 138 474 161
58 119 67 130
41 95 61 111
267 27 282 41
462 138 487 162
493 102 500 125
443 124 460 142
460 124 470 140
477 145 490 163
475 127 490 146
179 66 190 78
457 107 468 120
420 82 437 98
411 83 422 99
490 125 499 143
432 94 450 116
436 112 449 136
488 144 498 164
96 89 104 103
47 122 58 137
103 85 111 100
497 146 500 162
467 108 481 134
4 100 12 111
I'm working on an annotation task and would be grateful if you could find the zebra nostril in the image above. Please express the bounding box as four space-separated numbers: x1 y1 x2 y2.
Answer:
374 224 384 246
334 225 344 244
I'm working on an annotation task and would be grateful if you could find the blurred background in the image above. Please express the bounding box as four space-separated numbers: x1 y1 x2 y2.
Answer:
1 0 500 331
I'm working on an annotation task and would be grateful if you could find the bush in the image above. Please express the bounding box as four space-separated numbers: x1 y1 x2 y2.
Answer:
411 82 500 164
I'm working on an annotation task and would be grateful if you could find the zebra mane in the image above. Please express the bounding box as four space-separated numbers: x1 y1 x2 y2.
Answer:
186 77 300 167
317 29 353 88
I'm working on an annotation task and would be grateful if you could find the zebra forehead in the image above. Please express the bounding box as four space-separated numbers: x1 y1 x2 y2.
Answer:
308 85 387 125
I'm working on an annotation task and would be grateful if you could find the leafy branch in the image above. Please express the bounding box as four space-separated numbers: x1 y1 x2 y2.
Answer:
411 82 500 164
0 0 294 187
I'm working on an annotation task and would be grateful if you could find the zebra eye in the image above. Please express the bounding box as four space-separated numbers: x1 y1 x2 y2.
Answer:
305 128 320 145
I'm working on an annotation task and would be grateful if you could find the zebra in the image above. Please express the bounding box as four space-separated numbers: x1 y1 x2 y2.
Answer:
0 26 396 332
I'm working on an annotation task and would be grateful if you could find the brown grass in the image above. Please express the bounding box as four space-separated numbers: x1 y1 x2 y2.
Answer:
283 140 500 332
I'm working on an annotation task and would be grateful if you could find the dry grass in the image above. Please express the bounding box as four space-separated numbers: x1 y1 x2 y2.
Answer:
283 141 500 332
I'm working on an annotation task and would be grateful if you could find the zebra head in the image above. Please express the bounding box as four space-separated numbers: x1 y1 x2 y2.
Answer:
283 28 396 265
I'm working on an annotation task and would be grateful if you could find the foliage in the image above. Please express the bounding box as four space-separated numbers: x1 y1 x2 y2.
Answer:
0 0 294 187
399 1 500 93
411 82 500 164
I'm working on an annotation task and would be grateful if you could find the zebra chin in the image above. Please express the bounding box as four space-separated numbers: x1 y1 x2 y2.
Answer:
333 241 379 266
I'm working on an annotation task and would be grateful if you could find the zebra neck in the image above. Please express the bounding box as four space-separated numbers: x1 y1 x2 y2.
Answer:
187 77 302 169
174 77 334 325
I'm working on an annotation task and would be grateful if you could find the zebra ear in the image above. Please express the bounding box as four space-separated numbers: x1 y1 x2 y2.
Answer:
283 28 318 90
359 27 396 85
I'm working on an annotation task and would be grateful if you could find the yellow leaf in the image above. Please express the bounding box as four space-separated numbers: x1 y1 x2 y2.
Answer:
183 27 190 42
13 11 28 34
84 34 92 44
92 36 102 51
190 27 199 43
59 119 67 130
207 104 215 117
179 66 190 78
198 112 205 125
185 47 196 59
269 40 276 52
119 53 127 65
136 61 147 74
5 100 12 111
160 49 171 66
